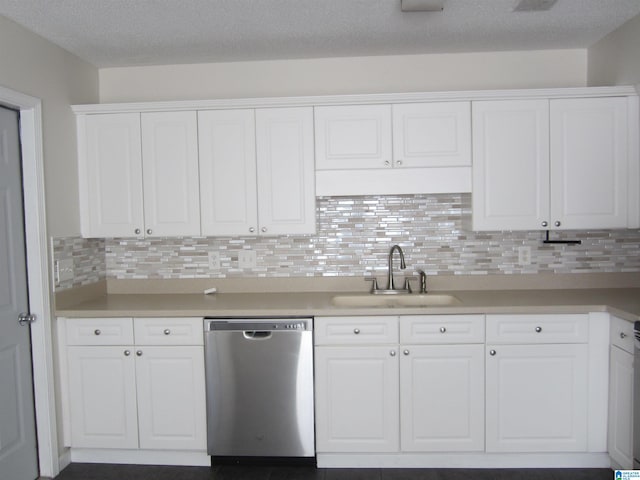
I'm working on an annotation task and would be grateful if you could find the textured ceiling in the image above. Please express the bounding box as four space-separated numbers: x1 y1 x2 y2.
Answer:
0 0 639 68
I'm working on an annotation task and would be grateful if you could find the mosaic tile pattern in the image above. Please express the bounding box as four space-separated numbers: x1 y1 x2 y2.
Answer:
100 194 640 280
51 237 106 290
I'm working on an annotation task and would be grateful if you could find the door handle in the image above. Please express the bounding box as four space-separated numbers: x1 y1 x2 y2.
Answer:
18 312 36 326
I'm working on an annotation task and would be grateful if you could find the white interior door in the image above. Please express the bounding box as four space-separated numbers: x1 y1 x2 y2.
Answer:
0 106 39 480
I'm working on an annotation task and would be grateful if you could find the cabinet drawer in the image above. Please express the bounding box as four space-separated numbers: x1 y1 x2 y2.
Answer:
134 317 203 345
315 316 398 345
66 317 134 345
400 315 485 344
486 314 588 344
610 316 634 354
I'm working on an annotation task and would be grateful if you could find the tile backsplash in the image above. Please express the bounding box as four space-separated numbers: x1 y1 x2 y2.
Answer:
53 193 640 291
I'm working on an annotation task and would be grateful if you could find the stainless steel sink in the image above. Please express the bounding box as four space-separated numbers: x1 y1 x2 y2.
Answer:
330 294 461 308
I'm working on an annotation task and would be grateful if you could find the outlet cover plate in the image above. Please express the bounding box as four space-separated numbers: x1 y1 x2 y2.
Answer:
56 259 74 283
238 250 257 269
208 251 221 270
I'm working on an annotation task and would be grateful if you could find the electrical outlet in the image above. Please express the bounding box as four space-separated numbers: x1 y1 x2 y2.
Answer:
55 259 74 283
518 246 532 266
208 251 221 270
238 249 257 269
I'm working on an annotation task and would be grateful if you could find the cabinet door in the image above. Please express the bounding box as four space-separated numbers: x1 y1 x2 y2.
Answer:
472 100 550 231
485 344 588 452
141 112 201 236
135 346 207 450
198 109 258 236
255 107 316 235
67 346 138 449
400 344 484 452
314 105 392 170
608 345 634 469
79 113 144 237
550 97 628 229
393 102 471 168
315 346 399 452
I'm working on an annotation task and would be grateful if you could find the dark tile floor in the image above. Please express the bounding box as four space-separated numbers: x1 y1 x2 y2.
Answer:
53 463 614 480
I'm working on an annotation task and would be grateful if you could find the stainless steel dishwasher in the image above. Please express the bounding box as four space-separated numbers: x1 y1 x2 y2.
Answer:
204 317 315 463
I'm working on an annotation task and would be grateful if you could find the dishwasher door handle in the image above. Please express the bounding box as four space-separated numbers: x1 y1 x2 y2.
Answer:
243 330 273 340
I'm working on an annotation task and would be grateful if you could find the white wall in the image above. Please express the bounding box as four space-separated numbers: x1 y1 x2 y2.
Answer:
588 13 640 87
99 49 587 103
0 15 99 237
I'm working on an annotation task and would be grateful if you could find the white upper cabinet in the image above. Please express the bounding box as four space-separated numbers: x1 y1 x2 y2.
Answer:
79 113 144 238
472 96 634 231
255 107 316 235
472 100 550 231
79 112 200 237
550 97 628 230
393 101 471 168
141 112 201 237
198 109 258 236
315 105 392 170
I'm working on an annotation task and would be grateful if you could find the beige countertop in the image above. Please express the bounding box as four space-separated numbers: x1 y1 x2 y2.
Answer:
55 286 640 322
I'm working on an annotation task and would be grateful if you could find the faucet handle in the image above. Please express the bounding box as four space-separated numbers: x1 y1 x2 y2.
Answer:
365 277 379 293
403 277 413 294
417 270 428 294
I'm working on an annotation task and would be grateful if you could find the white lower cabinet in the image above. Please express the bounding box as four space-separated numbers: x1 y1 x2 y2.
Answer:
485 314 589 453
67 345 139 448
400 344 484 452
61 317 206 452
608 316 635 469
315 315 485 454
485 343 588 452
314 345 400 452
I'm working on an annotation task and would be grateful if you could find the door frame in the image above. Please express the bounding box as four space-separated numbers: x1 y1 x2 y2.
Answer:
0 85 58 477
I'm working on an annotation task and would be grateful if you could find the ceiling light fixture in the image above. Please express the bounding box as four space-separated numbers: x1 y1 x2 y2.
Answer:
400 0 445 13
514 0 558 12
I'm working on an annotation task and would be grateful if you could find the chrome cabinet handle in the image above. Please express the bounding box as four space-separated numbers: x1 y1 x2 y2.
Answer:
261 227 267 233
535 326 542 333
124 350 131 356
490 350 497 356
353 328 360 335
390 350 396 357
555 221 561 227
541 221 548 227
146 229 152 235
249 227 255 233
621 332 627 339
384 160 391 167
440 327 446 333
403 349 410 356
396 160 402 166
136 350 143 356
164 329 171 335
94 329 101 336
134 228 141 235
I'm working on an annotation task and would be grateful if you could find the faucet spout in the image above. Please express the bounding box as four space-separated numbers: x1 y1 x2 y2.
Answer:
387 245 406 290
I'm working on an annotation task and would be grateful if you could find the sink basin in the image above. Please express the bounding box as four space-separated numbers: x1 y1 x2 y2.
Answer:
330 294 461 308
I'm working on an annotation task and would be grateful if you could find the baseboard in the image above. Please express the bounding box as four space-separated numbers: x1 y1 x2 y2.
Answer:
69 448 210 466
317 452 611 469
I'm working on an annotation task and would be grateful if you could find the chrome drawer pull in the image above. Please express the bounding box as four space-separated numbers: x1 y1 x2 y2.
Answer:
490 350 497 356
164 329 171 335
353 328 360 335
136 350 143 356
440 327 446 333
124 350 131 356
94 329 101 336
535 326 542 333
620 332 627 339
